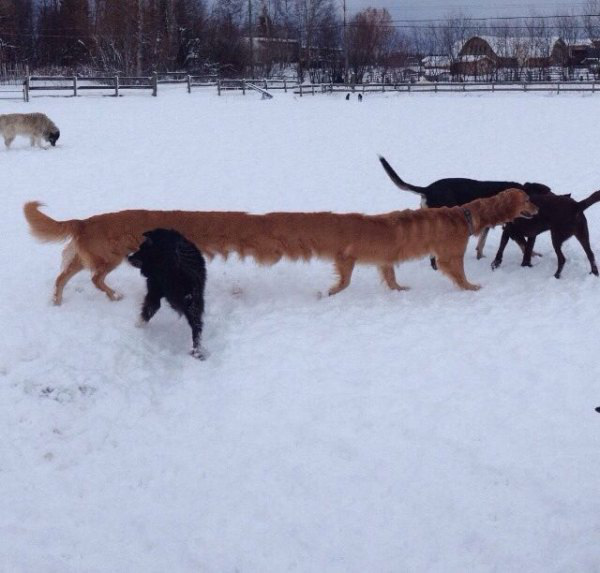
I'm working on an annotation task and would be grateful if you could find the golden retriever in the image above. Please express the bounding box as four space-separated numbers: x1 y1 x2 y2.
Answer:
23 189 537 304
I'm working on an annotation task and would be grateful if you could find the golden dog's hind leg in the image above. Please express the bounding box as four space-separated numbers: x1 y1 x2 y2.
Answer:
437 257 481 291
53 256 84 305
53 242 84 305
328 255 356 296
91 262 123 301
379 265 409 291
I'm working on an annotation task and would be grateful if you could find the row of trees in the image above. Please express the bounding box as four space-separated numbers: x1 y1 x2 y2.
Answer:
2 0 600 81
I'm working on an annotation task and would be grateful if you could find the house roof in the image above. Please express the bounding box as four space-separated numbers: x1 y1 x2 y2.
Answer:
460 35 565 58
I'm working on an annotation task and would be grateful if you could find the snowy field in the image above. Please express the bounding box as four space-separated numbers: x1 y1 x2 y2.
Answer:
1 87 600 572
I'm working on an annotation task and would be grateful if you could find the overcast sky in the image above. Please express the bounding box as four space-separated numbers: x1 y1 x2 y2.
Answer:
349 0 589 19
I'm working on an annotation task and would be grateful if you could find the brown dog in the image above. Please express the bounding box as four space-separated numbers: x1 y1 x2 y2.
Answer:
24 189 537 304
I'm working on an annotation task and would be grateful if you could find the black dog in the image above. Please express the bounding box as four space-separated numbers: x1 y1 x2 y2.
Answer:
378 156 552 266
128 228 208 359
491 191 600 278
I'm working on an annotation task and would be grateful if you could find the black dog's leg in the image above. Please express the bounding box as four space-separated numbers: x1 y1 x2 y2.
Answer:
491 226 512 270
551 231 568 279
430 256 438 271
574 218 599 276
184 290 206 359
521 236 537 267
140 281 162 323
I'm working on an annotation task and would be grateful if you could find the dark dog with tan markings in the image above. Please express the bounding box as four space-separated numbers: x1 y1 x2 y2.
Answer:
378 156 551 263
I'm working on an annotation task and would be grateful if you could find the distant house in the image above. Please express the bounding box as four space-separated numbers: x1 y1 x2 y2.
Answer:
421 55 451 81
568 41 600 78
243 36 300 68
452 36 568 80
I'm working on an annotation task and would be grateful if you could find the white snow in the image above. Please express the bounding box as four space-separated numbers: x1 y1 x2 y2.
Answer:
1 87 600 572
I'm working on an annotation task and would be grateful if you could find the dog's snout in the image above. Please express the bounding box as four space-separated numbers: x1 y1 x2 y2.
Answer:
128 253 142 268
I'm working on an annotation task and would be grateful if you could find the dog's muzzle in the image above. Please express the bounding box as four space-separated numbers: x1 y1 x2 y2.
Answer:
520 211 534 219
127 254 142 268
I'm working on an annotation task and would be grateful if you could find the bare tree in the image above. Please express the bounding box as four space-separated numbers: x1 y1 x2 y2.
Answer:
347 8 395 83
583 0 600 41
293 0 336 82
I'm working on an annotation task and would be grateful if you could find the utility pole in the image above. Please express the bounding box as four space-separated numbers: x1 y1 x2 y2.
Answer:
248 0 255 78
343 0 348 84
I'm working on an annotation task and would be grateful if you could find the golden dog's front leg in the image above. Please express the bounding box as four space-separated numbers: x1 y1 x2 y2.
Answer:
328 255 356 296
379 265 410 291
437 257 481 291
475 227 490 259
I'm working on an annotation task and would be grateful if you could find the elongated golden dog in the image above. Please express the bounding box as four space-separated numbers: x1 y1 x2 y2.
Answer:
23 189 537 304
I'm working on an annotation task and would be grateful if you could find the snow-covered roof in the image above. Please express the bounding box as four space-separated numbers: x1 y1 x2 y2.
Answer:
421 55 451 68
460 35 565 58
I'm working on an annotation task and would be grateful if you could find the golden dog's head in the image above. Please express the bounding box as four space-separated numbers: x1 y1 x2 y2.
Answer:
500 188 539 220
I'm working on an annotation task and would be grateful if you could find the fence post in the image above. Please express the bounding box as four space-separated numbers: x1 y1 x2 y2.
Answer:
152 72 158 96
217 79 221 96
23 76 30 102
557 82 560 94
187 75 191 94
242 80 246 95
311 84 315 95
283 79 287 93
73 76 78 97
115 75 119 97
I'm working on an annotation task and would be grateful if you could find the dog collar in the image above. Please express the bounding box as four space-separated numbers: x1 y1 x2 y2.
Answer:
462 208 474 235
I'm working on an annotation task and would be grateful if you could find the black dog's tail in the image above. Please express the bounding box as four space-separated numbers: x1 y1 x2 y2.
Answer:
378 156 425 195
578 190 600 211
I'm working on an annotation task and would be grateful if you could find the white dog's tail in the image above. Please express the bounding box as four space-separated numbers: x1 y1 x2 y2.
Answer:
23 201 81 242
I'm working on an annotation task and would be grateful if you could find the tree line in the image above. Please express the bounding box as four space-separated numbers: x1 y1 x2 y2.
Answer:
2 0 600 82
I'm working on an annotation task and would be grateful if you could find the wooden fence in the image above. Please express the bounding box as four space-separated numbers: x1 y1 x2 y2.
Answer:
18 75 600 102
23 74 158 101
209 78 297 96
295 81 600 96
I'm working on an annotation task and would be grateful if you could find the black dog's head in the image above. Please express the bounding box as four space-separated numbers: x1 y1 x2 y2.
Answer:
128 228 183 274
45 129 60 147
522 182 551 196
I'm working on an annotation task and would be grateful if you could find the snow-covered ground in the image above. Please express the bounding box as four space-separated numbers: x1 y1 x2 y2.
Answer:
1 87 600 572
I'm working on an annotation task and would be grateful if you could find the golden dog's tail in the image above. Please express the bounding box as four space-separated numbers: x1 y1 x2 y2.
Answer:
23 201 82 242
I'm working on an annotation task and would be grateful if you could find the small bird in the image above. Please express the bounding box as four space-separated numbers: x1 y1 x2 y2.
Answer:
358 93 363 101
345 93 350 100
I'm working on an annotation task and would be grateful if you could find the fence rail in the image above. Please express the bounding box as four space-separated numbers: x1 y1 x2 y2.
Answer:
295 80 600 96
23 74 158 101
18 75 599 102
